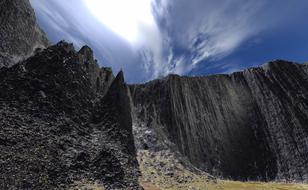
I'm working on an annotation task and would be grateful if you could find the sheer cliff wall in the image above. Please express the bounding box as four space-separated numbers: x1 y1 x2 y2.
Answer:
130 61 308 181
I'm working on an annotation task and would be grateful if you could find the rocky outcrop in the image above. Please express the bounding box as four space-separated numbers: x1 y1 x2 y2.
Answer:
90 70 141 189
130 61 308 182
0 0 49 68
0 42 142 189
1 0 308 186
77 45 114 95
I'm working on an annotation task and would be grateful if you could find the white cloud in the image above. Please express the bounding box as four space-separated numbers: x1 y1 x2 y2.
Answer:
30 0 148 82
30 0 308 82
139 0 270 79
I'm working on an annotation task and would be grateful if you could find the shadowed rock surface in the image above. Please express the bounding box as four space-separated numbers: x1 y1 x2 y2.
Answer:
130 61 308 182
2 0 308 187
0 42 142 190
0 0 49 68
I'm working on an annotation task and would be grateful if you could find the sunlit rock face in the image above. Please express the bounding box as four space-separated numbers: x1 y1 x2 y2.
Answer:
130 61 308 181
0 42 142 190
0 0 49 68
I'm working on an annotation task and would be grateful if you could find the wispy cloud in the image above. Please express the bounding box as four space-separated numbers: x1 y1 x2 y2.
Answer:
31 0 155 82
30 0 308 82
141 0 271 79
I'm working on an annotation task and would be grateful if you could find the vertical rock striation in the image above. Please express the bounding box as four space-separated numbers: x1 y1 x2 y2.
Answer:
0 0 49 68
243 61 308 181
130 61 308 181
1 0 307 185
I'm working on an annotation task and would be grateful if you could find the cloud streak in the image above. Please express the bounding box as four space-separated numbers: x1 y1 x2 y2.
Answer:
30 0 148 82
30 0 308 82
148 0 308 79
143 0 270 79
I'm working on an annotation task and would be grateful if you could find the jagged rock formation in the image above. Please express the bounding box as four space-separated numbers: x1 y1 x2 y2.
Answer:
0 0 49 68
0 42 142 190
2 0 308 187
130 61 308 182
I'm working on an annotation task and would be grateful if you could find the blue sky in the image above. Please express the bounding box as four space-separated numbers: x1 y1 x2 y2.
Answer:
30 0 308 83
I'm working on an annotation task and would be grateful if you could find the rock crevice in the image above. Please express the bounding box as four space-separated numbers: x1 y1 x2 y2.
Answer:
130 61 308 182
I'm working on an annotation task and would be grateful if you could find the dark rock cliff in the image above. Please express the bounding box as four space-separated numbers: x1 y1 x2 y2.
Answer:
0 42 142 189
0 0 49 68
130 61 308 182
2 0 308 186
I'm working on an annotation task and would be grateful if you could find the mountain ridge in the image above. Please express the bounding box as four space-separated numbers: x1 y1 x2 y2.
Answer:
0 41 142 190
130 60 308 182
1 1 308 189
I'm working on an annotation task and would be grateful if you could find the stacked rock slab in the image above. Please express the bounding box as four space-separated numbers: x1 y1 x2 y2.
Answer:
130 61 308 182
0 0 49 68
0 42 142 189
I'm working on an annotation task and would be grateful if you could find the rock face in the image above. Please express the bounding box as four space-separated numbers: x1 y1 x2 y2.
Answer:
0 42 142 189
0 0 49 68
2 0 308 186
130 61 308 182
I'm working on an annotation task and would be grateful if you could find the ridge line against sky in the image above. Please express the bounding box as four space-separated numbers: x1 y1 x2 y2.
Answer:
30 0 308 83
